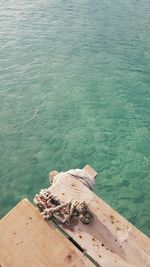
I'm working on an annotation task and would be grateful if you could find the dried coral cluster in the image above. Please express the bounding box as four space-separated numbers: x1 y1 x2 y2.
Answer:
34 188 92 225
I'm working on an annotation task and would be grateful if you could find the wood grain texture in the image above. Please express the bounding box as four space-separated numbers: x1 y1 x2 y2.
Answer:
0 199 94 267
49 166 150 267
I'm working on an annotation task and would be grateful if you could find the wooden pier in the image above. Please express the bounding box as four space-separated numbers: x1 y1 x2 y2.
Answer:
0 165 150 267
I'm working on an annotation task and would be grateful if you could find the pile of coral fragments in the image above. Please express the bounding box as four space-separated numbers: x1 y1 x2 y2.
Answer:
34 169 94 225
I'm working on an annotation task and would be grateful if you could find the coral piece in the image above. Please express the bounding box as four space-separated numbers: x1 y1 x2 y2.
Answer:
34 189 93 225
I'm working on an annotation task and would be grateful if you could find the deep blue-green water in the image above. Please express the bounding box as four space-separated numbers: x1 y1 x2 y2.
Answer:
0 0 150 236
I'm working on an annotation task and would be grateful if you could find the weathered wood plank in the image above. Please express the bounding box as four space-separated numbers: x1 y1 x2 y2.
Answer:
49 166 150 267
83 165 98 179
0 199 94 267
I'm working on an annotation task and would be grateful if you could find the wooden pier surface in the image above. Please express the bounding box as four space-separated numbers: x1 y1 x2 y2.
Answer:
0 165 150 267
0 199 93 267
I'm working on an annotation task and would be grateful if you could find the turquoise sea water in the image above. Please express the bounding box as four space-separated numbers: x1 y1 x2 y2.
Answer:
0 0 150 235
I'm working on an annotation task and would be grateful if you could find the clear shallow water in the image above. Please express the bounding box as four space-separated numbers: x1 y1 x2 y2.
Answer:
0 0 150 235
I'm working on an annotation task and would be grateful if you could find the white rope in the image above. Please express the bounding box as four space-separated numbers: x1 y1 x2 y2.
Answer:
51 169 95 190
66 169 95 190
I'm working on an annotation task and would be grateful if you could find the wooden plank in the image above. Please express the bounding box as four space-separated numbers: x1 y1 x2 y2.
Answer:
0 199 94 267
48 166 150 267
83 165 98 179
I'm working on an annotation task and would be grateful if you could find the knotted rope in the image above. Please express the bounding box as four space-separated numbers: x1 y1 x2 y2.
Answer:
50 169 95 190
34 169 94 225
